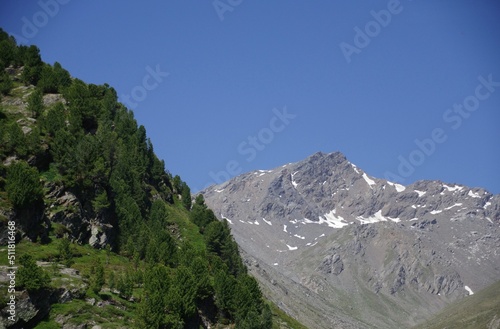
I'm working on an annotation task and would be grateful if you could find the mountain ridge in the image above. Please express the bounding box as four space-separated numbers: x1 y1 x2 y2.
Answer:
202 150 500 329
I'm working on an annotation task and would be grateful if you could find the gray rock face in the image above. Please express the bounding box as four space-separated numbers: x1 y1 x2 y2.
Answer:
44 182 116 248
202 151 500 329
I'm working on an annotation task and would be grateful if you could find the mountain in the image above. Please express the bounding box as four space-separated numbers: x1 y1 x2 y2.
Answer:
202 151 500 329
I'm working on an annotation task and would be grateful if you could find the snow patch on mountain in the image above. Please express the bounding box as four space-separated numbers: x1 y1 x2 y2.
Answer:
468 190 481 198
221 214 233 224
414 190 426 197
444 203 463 211
357 210 387 224
318 209 349 228
362 173 376 188
291 171 299 188
443 184 463 192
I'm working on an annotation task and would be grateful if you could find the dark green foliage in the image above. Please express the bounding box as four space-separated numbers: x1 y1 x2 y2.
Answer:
0 37 17 68
92 190 110 214
63 79 102 133
89 258 105 294
205 220 226 255
261 303 273 328
27 89 44 118
181 182 191 210
5 161 43 209
37 62 71 93
116 271 133 299
17 254 51 292
42 103 66 136
0 70 13 95
137 265 184 328
205 219 245 276
6 122 28 156
20 45 43 85
190 195 218 230
173 175 182 194
57 238 74 267
214 269 236 316
234 275 263 322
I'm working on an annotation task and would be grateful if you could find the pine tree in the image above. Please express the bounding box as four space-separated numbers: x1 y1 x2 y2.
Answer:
57 238 74 267
181 182 191 210
27 89 44 118
17 254 51 292
5 161 43 209
0 70 13 95
6 122 28 156
43 102 66 137
89 258 105 294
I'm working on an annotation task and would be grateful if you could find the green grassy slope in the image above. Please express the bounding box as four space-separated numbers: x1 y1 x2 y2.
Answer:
413 280 500 329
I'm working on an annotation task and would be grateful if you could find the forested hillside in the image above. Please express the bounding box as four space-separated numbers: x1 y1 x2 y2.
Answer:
0 28 290 328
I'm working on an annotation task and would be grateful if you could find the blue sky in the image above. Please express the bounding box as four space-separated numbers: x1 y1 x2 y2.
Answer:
1 1 499 194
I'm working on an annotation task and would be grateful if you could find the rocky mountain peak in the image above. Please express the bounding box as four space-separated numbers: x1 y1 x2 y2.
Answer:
202 151 500 329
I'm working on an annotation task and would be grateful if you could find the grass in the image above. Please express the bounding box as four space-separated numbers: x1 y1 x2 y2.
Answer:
269 301 309 329
167 199 207 252
1 237 139 329
35 298 136 329
413 280 500 329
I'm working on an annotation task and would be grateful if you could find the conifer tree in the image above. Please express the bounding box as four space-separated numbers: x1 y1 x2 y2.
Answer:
17 254 50 292
27 89 44 118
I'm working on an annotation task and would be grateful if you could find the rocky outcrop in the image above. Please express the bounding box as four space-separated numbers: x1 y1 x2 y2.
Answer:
318 254 343 275
0 289 57 329
44 182 116 249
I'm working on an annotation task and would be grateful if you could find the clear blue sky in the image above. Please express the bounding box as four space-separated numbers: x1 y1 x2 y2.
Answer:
1 1 499 194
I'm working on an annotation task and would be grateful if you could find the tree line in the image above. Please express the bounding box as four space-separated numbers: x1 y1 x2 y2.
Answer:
0 28 271 328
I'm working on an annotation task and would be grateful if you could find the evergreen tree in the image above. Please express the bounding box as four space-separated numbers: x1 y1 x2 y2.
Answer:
89 258 105 294
53 62 71 89
0 36 17 68
190 256 213 302
17 254 51 292
42 102 66 137
116 272 133 299
260 303 273 328
20 45 43 85
27 89 44 118
5 161 43 209
0 70 13 95
6 122 28 156
181 182 191 210
57 238 74 267
37 64 57 93
214 269 236 318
